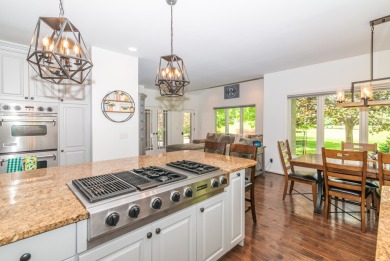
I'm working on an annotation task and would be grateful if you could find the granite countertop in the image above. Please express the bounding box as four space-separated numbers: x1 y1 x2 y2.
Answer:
0 150 256 246
376 186 390 260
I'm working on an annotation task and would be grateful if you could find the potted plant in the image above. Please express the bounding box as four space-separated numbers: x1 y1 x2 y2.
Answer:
121 105 130 112
107 103 116 111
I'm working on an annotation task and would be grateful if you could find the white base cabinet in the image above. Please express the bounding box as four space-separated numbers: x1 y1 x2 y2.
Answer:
78 226 152 261
78 206 196 261
226 170 245 250
196 192 227 261
0 223 76 261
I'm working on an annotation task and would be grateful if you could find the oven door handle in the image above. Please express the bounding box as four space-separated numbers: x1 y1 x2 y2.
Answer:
36 154 57 161
0 119 56 126
0 154 57 166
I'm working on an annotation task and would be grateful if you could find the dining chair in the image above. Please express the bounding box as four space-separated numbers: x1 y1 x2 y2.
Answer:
204 140 227 155
376 152 390 215
277 140 318 208
341 141 379 210
341 142 377 153
229 143 258 223
322 148 371 232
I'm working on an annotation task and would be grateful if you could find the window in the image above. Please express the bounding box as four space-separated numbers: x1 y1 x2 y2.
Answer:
289 90 390 155
215 105 256 134
290 97 317 155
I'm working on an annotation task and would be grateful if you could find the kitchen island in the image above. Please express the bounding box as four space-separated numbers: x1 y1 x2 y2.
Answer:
0 150 256 260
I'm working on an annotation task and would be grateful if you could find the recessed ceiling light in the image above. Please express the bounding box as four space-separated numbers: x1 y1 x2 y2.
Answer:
128 47 137 52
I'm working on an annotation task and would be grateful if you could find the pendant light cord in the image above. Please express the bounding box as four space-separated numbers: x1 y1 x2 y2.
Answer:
59 0 64 17
370 26 374 80
171 2 173 56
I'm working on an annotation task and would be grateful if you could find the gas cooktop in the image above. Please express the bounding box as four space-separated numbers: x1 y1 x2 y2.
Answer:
166 160 220 174
72 166 187 203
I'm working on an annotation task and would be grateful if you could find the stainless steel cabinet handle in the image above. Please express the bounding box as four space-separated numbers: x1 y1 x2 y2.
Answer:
0 119 56 126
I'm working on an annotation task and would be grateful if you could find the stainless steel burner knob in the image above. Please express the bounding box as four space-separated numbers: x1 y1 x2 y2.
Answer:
151 197 162 209
184 187 193 198
106 212 120 226
14 105 21 111
220 176 228 185
37 106 44 112
128 205 141 218
211 178 219 188
170 191 180 202
47 107 53 112
2 105 10 110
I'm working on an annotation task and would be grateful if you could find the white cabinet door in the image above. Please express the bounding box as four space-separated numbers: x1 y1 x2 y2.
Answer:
196 192 227 261
59 104 90 166
0 223 76 261
59 84 90 104
78 226 152 261
152 206 197 261
226 170 245 250
0 50 29 100
29 66 60 102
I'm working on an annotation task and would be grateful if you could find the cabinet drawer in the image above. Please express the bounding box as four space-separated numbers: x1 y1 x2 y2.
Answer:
0 223 76 261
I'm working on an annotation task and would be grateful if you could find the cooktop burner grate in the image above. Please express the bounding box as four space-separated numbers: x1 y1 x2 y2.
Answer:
113 171 157 191
166 160 220 174
72 174 137 203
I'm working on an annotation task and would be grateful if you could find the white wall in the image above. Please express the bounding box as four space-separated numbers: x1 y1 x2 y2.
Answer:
91 47 139 161
193 79 264 139
264 49 390 174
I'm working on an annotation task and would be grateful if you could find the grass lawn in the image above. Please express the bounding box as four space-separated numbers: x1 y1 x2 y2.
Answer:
294 127 390 155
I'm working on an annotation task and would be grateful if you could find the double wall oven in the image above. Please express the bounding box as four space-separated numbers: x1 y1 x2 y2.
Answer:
0 103 58 173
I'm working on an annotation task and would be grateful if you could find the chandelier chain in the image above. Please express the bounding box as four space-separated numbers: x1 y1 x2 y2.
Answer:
59 0 65 17
171 2 173 56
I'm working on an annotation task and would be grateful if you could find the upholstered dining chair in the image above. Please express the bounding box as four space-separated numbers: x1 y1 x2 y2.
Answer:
229 143 258 223
277 140 318 208
376 152 390 215
322 148 371 232
204 141 227 155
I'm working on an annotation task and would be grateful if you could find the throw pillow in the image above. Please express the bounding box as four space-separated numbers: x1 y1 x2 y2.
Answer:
206 132 218 142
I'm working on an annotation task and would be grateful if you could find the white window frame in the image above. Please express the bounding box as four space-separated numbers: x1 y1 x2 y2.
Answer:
214 105 256 135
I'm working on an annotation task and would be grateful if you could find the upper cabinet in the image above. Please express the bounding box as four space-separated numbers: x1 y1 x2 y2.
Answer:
0 44 90 104
0 49 29 100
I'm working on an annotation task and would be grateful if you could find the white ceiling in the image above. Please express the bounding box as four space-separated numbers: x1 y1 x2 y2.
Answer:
0 0 390 92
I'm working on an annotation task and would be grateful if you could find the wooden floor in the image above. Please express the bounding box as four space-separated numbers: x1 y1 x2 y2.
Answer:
220 173 378 261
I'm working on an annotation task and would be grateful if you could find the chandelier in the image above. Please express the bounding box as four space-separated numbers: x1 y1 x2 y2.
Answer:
27 0 93 85
337 15 390 108
155 0 190 97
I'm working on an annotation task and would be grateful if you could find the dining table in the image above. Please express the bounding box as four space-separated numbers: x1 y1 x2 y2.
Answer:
289 153 378 214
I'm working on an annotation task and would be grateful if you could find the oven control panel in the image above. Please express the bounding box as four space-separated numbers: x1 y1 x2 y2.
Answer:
88 172 229 240
0 103 58 114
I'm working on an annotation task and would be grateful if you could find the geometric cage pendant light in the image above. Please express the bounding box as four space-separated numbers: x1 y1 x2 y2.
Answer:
155 0 190 97
27 0 93 85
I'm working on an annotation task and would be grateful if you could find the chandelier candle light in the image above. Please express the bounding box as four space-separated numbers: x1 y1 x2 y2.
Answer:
27 0 93 84
337 15 390 108
155 0 190 97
